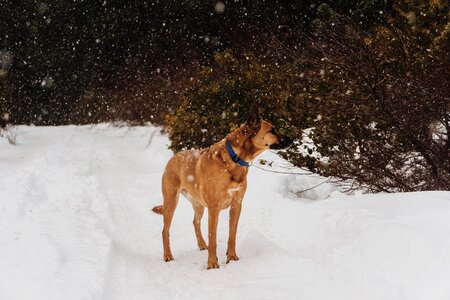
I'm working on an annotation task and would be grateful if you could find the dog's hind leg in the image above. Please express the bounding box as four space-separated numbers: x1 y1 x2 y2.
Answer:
161 172 180 262
192 204 208 251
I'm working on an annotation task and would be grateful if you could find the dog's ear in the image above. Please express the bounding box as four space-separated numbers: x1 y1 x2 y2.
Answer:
247 102 260 132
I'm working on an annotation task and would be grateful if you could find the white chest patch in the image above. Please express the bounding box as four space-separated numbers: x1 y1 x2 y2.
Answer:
227 186 242 197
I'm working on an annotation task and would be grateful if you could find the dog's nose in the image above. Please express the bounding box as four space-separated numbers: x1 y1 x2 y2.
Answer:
270 135 293 150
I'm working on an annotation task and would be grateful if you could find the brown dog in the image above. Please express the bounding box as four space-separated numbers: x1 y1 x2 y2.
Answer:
152 114 292 269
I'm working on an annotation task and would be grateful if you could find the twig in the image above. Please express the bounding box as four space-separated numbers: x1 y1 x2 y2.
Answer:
251 164 313 175
294 178 332 195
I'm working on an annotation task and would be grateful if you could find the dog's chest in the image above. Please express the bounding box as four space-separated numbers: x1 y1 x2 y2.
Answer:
196 172 246 208
229 167 248 183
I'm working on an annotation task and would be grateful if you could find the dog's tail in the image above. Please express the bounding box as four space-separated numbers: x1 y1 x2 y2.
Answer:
152 205 163 215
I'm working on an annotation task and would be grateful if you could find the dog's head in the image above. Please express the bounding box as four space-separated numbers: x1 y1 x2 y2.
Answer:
246 108 293 150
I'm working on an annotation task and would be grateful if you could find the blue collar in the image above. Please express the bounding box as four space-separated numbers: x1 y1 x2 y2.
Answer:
225 140 250 167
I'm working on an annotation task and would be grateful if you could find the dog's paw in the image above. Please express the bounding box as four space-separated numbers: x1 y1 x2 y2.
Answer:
164 253 174 262
207 260 220 270
198 242 208 251
226 253 239 264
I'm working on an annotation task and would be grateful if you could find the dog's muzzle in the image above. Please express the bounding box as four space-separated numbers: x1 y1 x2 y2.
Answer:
270 134 293 150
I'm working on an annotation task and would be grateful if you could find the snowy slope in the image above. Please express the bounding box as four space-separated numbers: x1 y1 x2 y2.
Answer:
1 125 450 300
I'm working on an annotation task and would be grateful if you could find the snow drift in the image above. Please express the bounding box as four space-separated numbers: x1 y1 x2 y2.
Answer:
1 125 449 300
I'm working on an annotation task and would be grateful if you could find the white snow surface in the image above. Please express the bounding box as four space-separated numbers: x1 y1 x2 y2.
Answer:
1 125 450 300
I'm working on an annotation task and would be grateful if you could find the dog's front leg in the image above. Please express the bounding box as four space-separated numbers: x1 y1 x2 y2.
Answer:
207 207 220 269
227 202 241 263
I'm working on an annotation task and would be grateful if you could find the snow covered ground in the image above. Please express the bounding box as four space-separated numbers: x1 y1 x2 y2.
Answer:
1 125 450 300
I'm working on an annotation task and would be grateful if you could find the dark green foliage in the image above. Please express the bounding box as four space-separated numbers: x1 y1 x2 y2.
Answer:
0 75 12 128
0 0 396 126
166 50 296 152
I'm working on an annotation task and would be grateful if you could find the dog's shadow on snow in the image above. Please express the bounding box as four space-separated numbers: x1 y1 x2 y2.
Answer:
170 230 288 271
